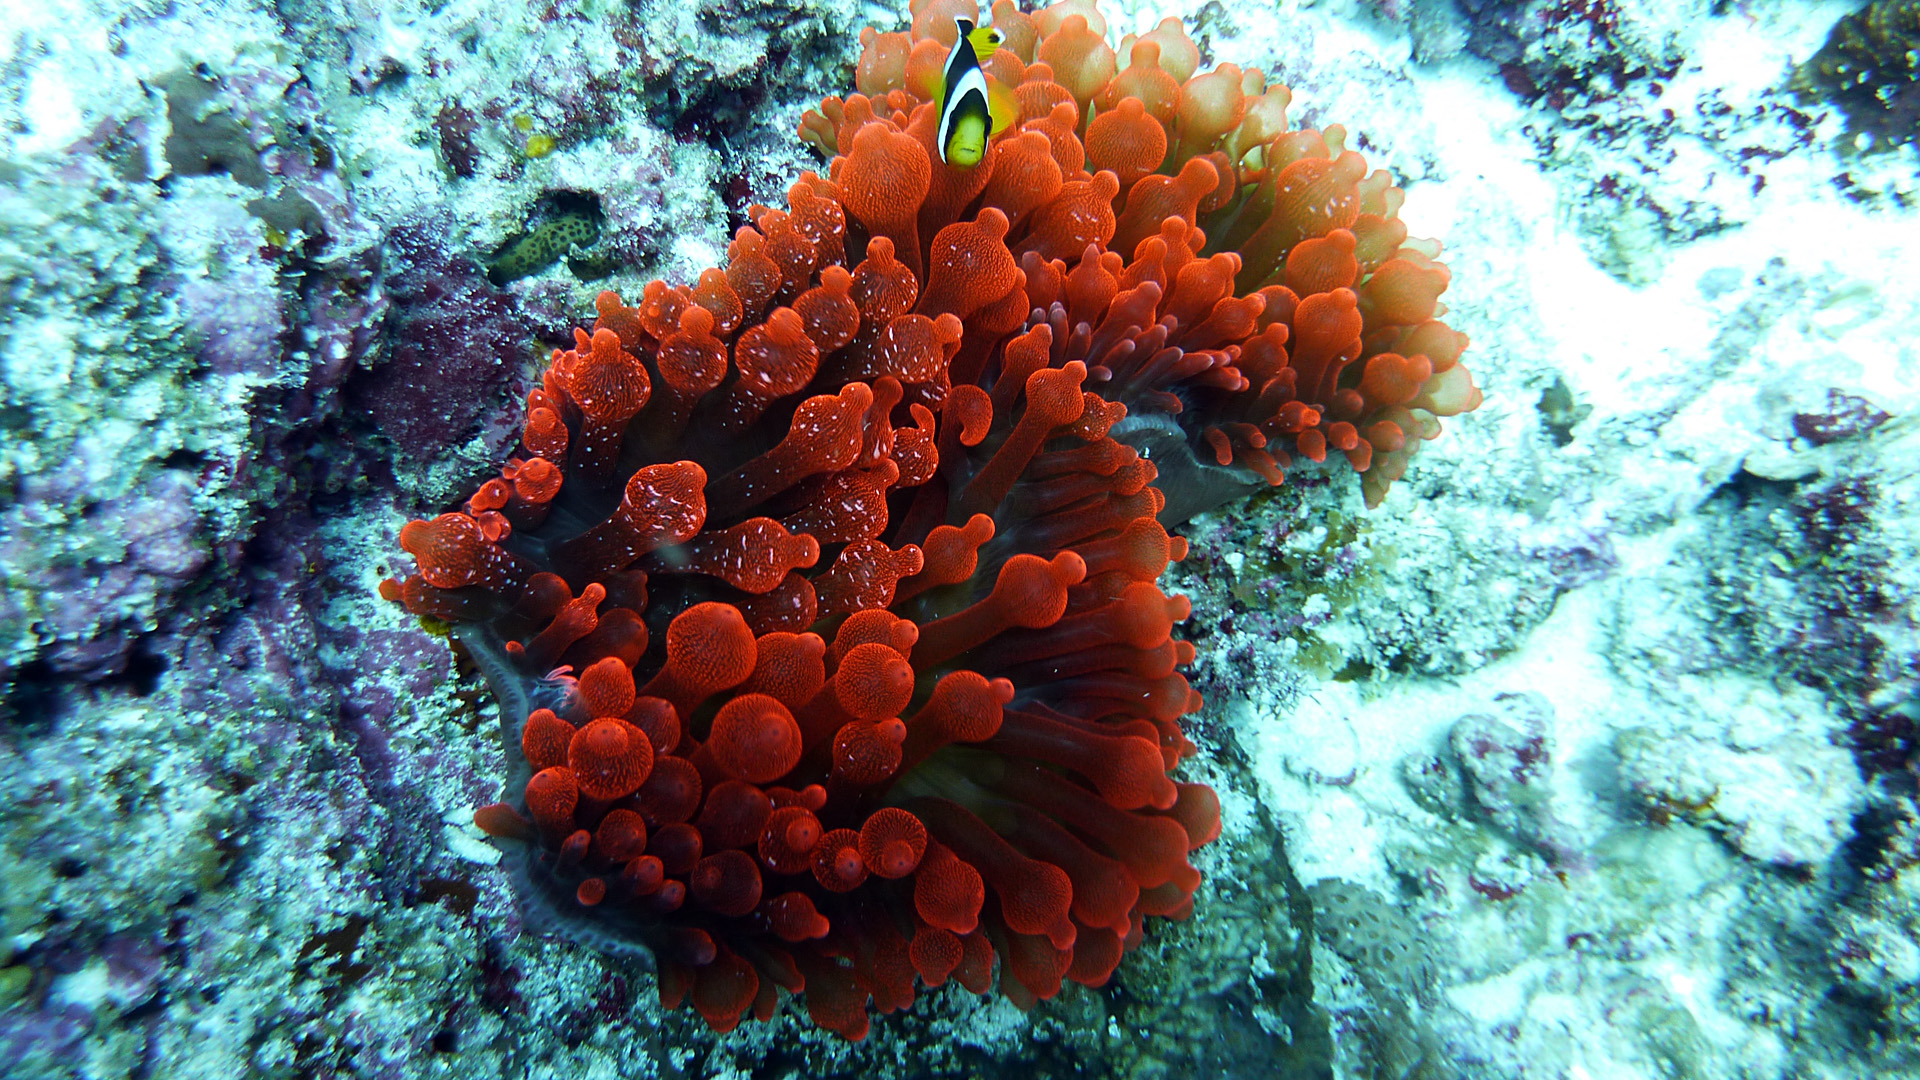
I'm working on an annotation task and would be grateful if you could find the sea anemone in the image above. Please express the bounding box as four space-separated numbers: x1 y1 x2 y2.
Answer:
383 0 1476 1039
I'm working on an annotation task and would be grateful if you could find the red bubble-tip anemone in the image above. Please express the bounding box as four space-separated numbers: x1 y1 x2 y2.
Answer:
393 0 1475 1041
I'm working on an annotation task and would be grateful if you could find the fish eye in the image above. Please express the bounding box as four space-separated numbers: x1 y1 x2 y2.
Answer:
988 29 1004 43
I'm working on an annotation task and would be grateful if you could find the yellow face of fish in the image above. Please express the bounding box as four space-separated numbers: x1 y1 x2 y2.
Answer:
944 109 990 167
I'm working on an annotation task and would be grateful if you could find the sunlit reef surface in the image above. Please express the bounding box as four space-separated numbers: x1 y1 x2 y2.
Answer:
0 0 1917 1077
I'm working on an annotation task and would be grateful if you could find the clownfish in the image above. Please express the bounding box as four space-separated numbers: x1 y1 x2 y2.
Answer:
935 16 1019 168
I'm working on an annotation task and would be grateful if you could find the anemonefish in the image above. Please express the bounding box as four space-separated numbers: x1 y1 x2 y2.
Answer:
935 16 1019 168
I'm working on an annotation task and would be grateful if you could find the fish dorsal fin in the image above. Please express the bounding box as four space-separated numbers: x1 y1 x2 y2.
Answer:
986 76 1018 136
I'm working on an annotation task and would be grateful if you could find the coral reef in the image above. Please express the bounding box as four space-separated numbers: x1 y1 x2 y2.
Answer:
0 0 801 1071
7 0 1915 1073
1355 0 1920 286
1830 799 1920 1062
1167 72 1920 1070
1612 671 1867 870
1446 692 1585 869
351 219 535 471
1792 0 1920 151
0 53 376 691
382 0 1477 1038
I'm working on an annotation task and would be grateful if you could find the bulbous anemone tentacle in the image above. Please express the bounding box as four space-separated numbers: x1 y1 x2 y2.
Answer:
386 0 1474 1042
